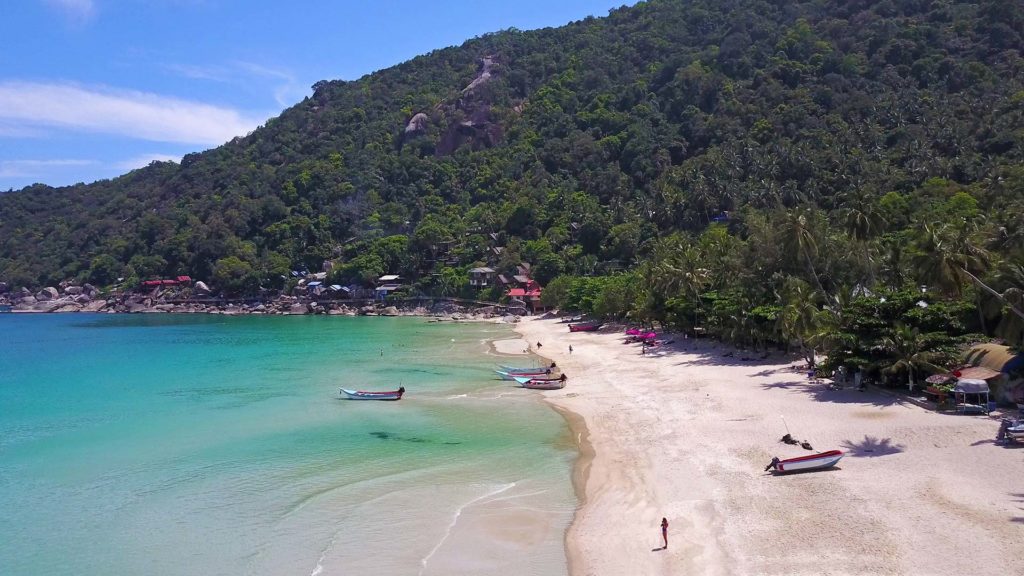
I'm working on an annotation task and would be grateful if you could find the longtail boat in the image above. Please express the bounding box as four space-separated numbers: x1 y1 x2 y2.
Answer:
513 375 567 390
496 368 552 380
498 364 557 374
340 386 405 401
568 321 603 332
764 450 843 473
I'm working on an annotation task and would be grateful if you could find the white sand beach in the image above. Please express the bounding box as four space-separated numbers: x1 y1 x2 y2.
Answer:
515 317 1024 576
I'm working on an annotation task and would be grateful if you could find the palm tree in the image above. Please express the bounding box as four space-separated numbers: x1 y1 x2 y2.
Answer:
780 207 826 293
647 237 708 332
777 276 823 365
911 223 989 297
840 193 886 286
880 324 943 391
990 262 1024 347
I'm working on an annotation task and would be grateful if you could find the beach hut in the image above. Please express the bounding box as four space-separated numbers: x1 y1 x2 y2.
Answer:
961 343 1024 404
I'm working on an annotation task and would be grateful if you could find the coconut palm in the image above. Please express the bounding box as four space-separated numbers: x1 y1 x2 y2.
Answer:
879 324 944 391
840 193 887 286
780 207 826 293
776 276 824 365
911 223 989 297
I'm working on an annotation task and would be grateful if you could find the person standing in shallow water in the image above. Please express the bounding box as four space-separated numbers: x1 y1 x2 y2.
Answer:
661 517 669 549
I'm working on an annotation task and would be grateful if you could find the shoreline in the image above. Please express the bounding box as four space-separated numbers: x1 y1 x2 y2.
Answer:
514 316 1024 576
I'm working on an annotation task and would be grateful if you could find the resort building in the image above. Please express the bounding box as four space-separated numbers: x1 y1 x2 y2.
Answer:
469 267 496 288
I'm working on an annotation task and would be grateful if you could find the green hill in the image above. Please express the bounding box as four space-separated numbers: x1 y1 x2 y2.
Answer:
1 0 1022 353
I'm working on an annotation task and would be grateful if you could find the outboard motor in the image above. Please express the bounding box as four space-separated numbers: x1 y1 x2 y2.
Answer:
996 418 1012 444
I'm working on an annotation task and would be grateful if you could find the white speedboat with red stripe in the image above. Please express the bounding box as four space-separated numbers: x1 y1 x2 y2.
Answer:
765 450 843 473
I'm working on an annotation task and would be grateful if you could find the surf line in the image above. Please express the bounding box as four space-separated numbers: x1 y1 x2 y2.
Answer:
418 482 516 575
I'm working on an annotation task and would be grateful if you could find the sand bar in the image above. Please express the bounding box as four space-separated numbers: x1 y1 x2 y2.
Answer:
515 317 1024 576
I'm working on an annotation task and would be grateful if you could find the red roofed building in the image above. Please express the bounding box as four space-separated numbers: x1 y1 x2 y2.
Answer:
506 279 545 314
139 276 193 289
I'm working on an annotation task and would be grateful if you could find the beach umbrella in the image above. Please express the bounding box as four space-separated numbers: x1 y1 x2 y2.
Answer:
925 373 954 385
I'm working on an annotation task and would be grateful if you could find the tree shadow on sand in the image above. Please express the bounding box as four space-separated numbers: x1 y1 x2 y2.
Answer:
758 379 905 408
840 435 905 457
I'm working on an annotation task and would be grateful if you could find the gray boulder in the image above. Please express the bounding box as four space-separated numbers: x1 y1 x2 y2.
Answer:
82 300 108 312
404 112 429 134
64 286 84 296
83 283 99 296
33 300 65 312
287 303 308 315
194 281 211 295
381 306 400 316
74 294 92 304
36 287 59 301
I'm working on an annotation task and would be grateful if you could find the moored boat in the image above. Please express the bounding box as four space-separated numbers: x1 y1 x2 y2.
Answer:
764 450 843 473
496 368 553 380
513 375 567 390
340 386 405 401
568 321 603 332
498 363 557 374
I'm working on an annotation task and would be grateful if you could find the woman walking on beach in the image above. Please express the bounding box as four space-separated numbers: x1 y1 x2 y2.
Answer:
661 517 669 549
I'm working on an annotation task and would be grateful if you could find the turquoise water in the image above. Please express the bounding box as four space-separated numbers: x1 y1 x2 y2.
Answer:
0 314 575 575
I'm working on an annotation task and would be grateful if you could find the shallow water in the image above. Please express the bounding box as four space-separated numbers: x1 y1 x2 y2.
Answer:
0 314 574 575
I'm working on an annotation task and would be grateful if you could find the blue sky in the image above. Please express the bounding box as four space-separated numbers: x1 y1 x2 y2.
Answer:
0 0 636 191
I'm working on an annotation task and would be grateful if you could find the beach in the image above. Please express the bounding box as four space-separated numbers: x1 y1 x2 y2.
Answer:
515 317 1024 576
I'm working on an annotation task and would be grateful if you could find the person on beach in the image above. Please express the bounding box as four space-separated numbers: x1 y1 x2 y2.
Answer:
661 517 669 549
569 345 573 354
537 341 542 349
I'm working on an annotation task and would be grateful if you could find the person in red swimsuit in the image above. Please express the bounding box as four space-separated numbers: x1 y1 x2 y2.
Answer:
661 517 669 549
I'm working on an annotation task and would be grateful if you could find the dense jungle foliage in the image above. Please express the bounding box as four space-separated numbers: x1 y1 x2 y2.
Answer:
1 0 1023 377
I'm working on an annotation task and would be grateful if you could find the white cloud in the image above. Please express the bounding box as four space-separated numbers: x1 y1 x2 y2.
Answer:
0 81 263 145
0 159 96 178
113 153 181 171
234 61 305 107
44 0 96 25
166 60 307 108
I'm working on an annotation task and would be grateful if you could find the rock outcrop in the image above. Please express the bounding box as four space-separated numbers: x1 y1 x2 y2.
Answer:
404 112 429 135
37 287 59 301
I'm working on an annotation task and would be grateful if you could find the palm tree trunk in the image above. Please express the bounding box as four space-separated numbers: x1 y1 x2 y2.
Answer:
960 267 1024 321
803 247 826 293
864 242 876 288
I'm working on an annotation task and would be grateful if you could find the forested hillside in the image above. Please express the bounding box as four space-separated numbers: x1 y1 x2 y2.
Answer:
1 0 1023 358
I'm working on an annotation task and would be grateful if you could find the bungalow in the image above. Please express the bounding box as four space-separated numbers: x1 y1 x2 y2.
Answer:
507 279 545 314
140 275 192 288
375 274 403 301
961 343 1024 404
469 267 496 288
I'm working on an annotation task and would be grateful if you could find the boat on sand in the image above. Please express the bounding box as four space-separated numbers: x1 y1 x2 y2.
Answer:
568 321 603 332
340 386 405 401
513 375 567 390
764 450 843 473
